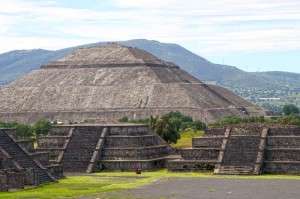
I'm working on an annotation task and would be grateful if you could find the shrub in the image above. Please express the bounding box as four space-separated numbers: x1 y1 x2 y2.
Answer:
34 120 51 137
16 124 34 139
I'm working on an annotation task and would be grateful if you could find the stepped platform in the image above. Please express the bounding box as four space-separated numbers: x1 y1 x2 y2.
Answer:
0 128 62 191
167 124 300 175
37 124 169 172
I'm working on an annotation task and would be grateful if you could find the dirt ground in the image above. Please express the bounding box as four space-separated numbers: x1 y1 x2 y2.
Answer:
78 177 300 199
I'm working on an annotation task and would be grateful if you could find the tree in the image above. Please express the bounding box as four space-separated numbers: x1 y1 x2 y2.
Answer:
16 124 34 139
34 120 51 137
149 114 181 144
191 120 207 130
282 104 299 115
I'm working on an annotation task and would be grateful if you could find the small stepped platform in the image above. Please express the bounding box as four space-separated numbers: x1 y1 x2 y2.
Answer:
167 124 300 175
0 128 61 191
37 124 170 172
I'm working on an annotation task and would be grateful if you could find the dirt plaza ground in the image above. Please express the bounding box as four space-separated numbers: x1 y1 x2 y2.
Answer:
79 177 300 199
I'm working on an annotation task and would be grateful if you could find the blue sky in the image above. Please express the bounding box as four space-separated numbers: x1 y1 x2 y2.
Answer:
0 0 300 73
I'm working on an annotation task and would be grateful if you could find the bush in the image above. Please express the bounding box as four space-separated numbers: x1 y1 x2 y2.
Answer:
0 120 34 139
118 116 129 122
277 114 300 125
190 120 207 130
282 104 299 115
34 120 51 137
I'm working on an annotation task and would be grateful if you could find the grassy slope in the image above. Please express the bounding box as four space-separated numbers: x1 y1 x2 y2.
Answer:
2 170 300 199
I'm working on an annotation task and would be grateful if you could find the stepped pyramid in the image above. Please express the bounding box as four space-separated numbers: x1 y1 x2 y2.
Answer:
0 128 62 190
36 124 169 172
168 124 300 175
0 44 266 124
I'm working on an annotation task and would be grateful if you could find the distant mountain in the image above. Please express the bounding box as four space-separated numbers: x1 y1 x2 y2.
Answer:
0 39 299 92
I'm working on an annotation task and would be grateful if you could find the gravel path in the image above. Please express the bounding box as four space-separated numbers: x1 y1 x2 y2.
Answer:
78 177 300 199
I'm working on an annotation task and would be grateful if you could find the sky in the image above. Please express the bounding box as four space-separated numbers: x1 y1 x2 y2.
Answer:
0 0 300 73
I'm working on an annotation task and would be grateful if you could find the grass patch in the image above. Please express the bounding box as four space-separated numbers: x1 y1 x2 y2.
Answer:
171 129 204 148
2 169 300 199
0 174 154 199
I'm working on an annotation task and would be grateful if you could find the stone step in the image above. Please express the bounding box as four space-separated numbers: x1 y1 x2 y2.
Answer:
218 166 254 175
0 132 55 183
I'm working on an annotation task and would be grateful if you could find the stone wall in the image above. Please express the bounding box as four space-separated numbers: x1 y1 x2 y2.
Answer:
268 127 300 136
167 160 215 171
102 145 167 160
0 152 17 169
17 140 35 153
0 169 26 190
267 137 300 148
181 149 219 160
230 127 262 136
265 149 300 161
49 126 72 136
264 162 300 174
38 136 66 148
192 137 223 148
108 125 150 136
32 152 49 166
105 135 158 147
97 159 165 171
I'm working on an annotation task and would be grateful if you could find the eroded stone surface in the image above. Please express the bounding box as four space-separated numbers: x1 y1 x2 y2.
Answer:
0 44 266 124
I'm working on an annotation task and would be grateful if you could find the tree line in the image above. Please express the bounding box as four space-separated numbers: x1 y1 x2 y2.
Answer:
0 120 51 139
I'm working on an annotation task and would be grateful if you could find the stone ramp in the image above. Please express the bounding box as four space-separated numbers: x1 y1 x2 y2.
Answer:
61 126 104 172
0 129 56 184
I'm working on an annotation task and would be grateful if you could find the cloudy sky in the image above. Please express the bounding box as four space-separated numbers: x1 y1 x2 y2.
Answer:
1 0 300 73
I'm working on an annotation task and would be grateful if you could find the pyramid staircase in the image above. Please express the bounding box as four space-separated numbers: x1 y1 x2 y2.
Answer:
0 129 57 185
214 128 268 175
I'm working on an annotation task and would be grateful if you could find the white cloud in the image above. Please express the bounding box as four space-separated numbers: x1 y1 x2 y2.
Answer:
0 0 299 57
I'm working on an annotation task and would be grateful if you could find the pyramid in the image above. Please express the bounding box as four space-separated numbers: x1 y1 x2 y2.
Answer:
168 124 300 175
0 44 266 124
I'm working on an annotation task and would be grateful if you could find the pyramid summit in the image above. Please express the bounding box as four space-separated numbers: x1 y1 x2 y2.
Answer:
0 44 266 124
42 44 179 69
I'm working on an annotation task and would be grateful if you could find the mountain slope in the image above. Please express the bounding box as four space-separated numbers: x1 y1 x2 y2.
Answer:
0 39 299 92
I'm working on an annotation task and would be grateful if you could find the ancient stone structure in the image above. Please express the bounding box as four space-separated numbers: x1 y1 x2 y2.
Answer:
0 128 62 191
36 124 169 172
168 124 300 175
0 44 267 124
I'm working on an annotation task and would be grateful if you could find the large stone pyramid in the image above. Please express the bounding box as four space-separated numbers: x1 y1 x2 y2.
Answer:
0 44 266 123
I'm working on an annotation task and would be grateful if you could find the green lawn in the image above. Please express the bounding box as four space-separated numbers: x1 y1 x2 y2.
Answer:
171 129 204 148
3 169 300 199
